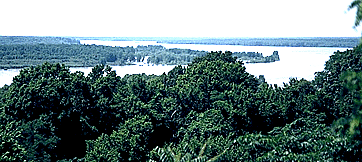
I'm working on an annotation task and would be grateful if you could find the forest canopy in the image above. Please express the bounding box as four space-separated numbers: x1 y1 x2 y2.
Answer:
1 45 362 160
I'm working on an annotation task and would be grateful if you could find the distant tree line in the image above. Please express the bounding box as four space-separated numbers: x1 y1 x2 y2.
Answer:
73 37 360 48
156 37 360 48
0 36 80 45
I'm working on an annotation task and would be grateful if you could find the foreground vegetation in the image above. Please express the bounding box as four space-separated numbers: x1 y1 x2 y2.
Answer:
1 44 362 161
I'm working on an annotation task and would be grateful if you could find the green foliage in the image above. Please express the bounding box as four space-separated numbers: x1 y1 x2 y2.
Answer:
19 115 60 161
230 117 346 161
0 85 8 108
0 43 135 69
314 46 362 124
2 45 362 161
337 70 362 144
1 62 123 160
176 51 259 112
191 51 237 65
234 51 280 63
84 115 153 161
0 119 27 161
349 0 362 28
150 135 231 162
185 109 231 138
139 45 206 65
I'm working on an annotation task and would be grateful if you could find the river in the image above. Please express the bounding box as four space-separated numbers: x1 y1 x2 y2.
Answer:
0 40 350 87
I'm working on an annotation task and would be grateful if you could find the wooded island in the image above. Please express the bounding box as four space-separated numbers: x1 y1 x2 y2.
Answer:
0 36 280 69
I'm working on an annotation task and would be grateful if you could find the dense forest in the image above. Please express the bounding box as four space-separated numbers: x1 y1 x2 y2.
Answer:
0 43 279 69
74 36 360 48
1 43 362 161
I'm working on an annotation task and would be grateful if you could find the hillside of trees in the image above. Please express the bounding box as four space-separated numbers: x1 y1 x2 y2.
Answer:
0 43 279 69
1 44 362 161
0 36 80 45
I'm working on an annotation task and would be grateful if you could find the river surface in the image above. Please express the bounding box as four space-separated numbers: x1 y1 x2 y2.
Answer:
0 40 350 87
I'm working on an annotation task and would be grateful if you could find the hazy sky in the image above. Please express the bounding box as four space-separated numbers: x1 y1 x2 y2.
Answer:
1 0 361 37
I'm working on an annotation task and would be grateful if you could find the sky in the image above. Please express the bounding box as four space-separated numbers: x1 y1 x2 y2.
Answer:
0 0 361 38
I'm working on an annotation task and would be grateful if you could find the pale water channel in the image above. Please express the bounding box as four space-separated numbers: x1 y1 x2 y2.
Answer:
0 40 350 87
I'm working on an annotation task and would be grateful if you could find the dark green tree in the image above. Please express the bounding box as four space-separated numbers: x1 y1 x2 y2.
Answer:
84 115 153 161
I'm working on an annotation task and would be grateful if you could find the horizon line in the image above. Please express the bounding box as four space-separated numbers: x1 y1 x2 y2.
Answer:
0 35 360 39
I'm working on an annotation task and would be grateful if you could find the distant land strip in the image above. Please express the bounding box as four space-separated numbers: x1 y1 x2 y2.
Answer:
1 36 359 48
71 37 360 48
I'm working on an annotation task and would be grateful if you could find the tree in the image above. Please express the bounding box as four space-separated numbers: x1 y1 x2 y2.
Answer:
84 115 153 161
106 53 117 62
1 62 125 160
150 136 230 162
337 71 362 143
349 0 362 28
0 119 27 161
314 47 362 124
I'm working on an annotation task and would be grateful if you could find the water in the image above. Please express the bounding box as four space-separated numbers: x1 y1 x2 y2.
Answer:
79 40 349 85
0 68 23 87
0 40 350 87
